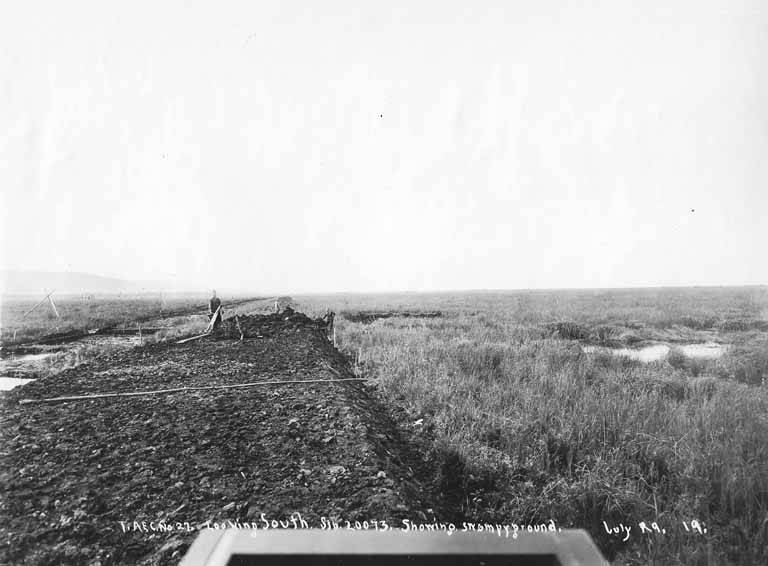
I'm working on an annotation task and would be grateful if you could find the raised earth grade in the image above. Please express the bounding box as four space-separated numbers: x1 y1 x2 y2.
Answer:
0 311 441 565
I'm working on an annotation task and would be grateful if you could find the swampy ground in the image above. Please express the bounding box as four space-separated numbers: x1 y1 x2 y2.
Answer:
2 286 768 565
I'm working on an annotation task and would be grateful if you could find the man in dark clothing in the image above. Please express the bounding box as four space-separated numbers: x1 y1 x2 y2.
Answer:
322 309 335 342
209 290 223 329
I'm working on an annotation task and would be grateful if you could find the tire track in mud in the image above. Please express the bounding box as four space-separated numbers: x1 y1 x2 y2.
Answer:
0 311 441 565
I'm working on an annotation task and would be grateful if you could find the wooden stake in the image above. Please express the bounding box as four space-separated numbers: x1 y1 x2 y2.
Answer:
48 295 60 318
176 332 210 344
205 305 222 333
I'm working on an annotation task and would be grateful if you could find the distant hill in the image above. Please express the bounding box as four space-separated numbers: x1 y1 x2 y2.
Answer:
0 270 184 295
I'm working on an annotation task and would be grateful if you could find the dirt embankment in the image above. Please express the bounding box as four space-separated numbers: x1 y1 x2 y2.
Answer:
0 310 440 565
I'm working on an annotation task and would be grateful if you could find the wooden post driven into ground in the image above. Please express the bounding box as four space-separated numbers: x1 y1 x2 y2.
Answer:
48 294 60 318
206 305 222 333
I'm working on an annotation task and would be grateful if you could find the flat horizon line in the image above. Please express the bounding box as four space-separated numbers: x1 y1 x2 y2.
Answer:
2 284 766 300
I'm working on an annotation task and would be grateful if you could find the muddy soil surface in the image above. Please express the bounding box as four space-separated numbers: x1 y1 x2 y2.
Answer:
341 311 442 325
0 311 439 565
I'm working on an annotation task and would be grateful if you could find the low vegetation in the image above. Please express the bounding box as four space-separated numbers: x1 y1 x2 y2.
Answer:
3 287 766 564
297 287 768 564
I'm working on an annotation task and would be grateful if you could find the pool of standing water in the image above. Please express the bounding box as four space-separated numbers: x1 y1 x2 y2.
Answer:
582 342 727 363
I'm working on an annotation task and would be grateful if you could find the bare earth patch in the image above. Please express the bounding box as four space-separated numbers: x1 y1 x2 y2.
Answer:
0 312 439 565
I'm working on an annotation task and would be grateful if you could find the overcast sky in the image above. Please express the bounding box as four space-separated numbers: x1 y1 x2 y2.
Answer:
1 1 766 293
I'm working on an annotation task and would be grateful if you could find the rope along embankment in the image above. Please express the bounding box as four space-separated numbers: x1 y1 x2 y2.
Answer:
18 377 368 405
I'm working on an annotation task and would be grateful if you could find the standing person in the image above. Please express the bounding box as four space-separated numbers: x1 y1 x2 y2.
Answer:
209 290 223 329
322 308 335 342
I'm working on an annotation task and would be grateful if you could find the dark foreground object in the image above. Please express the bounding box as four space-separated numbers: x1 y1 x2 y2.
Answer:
181 530 608 566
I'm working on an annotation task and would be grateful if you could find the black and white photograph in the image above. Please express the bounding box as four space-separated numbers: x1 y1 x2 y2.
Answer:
1 1 766 564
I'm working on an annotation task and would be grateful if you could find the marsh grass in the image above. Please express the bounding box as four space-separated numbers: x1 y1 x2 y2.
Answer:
297 288 768 564
714 335 768 386
4 288 766 563
348 322 767 563
666 348 710 377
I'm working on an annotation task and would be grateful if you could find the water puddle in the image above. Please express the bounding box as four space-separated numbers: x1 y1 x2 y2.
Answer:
0 352 56 373
0 335 141 380
676 343 728 359
0 377 35 391
583 342 726 362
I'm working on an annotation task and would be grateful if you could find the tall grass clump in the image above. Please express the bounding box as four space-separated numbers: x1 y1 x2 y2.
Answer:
666 347 709 377
714 335 768 386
